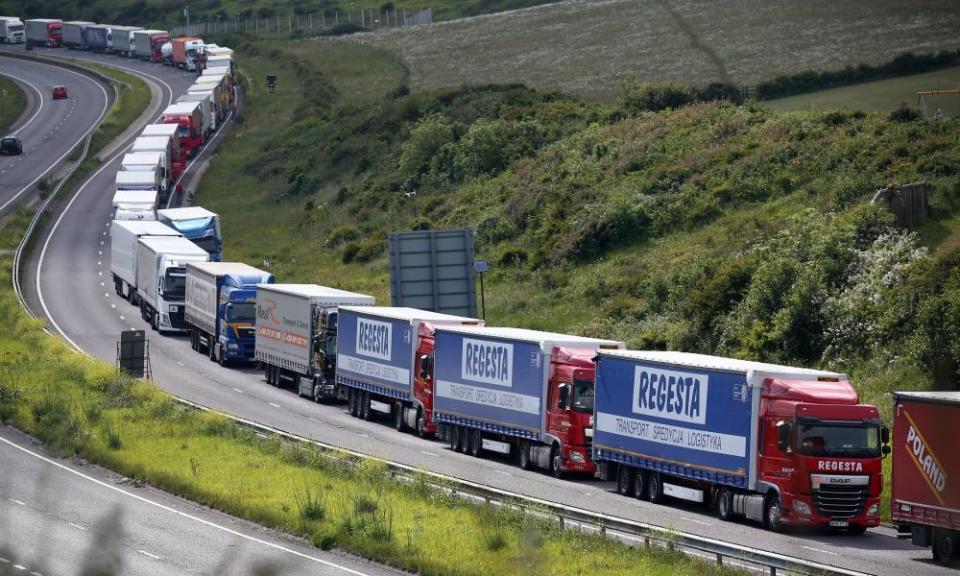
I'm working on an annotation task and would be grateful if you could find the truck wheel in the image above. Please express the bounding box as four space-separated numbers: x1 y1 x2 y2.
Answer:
312 378 323 403
717 488 734 521
416 409 427 438
469 429 482 457
451 426 462 452
616 466 634 495
762 494 784 533
217 344 227 366
209 339 217 361
549 445 564 478
348 389 357 416
394 404 406 432
519 440 532 469
151 311 159 331
934 529 958 566
360 391 371 421
447 426 457 451
647 472 664 504
632 470 648 500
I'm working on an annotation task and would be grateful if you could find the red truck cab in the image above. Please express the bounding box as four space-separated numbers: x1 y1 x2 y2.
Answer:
758 377 886 532
163 106 204 159
150 33 169 62
47 21 62 47
545 347 599 475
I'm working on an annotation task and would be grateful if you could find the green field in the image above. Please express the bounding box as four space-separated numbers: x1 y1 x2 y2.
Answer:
0 75 26 132
356 0 960 99
766 65 960 115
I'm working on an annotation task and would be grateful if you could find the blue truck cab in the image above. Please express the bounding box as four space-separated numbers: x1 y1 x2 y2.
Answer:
157 206 223 261
184 262 274 364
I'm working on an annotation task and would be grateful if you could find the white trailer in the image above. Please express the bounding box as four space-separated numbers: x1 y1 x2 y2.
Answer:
110 220 181 302
24 18 61 48
112 189 158 221
254 284 375 397
61 21 94 48
136 236 208 333
109 25 141 55
121 151 169 194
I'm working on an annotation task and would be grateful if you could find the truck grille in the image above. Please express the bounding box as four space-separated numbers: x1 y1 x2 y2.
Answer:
171 309 186 329
813 485 866 519
238 327 256 340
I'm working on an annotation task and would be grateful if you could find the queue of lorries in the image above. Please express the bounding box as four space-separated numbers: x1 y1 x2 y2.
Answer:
9 10 960 567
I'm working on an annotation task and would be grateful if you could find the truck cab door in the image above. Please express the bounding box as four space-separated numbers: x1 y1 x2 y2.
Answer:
759 417 793 485
548 381 572 444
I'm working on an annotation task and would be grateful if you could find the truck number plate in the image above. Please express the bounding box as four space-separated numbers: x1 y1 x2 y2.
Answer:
829 520 849 527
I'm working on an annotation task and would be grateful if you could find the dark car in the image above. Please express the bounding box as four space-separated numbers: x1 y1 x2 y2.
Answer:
0 136 23 156
52 85 68 100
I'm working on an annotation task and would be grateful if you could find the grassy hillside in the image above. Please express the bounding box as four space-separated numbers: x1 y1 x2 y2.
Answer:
197 39 960 437
0 75 26 132
0 0 555 29
354 0 960 99
767 65 960 115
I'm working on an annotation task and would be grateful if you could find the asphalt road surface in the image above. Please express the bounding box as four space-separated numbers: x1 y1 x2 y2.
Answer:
22 47 956 576
0 53 110 218
0 426 407 576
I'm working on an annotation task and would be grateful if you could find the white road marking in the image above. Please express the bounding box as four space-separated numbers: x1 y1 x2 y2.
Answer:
110 304 116 309
13 564 26 571
354 432 369 438
308 417 322 423
682 516 712 526
268 402 280 408
8 498 25 506
137 550 160 560
119 315 124 320
0 436 379 575
800 545 838 556
420 450 438 457
496 470 513 476
176 361 185 366
0 557 9 563
234 388 244 394
69 522 87 530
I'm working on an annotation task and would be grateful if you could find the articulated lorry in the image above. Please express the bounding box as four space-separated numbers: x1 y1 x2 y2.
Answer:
176 91 215 136
110 25 142 56
184 262 274 364
139 124 182 178
110 220 181 302
892 391 960 565
255 285 375 402
131 135 177 186
121 151 169 198
25 19 61 47
162 102 203 159
132 29 168 61
0 17 25 44
336 307 482 435
156 207 222 261
112 189 157 221
190 77 230 116
136 236 208 333
61 21 94 49
167 36 204 70
432 326 623 476
592 351 887 533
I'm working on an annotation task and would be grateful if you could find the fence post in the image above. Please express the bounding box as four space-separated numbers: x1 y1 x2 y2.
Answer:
361 9 364 27
309 13 313 30
322 13 326 28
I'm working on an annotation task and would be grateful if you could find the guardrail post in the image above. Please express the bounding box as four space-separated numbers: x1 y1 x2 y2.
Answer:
770 567 777 576
558 514 564 529
716 554 722 566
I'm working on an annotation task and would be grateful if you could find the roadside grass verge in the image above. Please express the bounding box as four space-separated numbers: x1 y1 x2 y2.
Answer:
0 74 27 132
0 216 743 576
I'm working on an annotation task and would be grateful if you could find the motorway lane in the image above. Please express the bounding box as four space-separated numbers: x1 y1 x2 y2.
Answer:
0 426 407 576
25 50 955 576
0 54 110 217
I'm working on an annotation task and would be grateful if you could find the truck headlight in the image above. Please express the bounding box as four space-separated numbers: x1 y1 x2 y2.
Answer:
584 428 594 438
792 500 811 515
867 504 879 515
568 451 585 463
169 305 178 313
227 342 239 350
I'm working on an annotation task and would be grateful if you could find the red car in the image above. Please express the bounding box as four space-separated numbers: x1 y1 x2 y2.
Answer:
52 85 68 100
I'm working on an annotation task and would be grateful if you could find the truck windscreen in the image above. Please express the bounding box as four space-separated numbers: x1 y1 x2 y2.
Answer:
190 235 218 254
163 268 186 300
797 424 880 458
572 379 594 414
226 302 255 323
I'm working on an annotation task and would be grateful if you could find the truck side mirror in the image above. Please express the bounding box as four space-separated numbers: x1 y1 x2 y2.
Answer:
881 426 890 445
776 421 792 453
882 445 891 457
558 383 571 410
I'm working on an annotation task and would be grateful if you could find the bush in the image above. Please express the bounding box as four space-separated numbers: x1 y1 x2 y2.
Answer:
889 104 922 123
327 225 361 247
399 114 457 176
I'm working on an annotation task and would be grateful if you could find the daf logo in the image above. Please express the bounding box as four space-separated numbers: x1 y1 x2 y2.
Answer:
826 477 853 484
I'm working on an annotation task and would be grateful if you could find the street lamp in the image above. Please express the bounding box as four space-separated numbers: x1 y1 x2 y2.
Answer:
474 260 488 321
